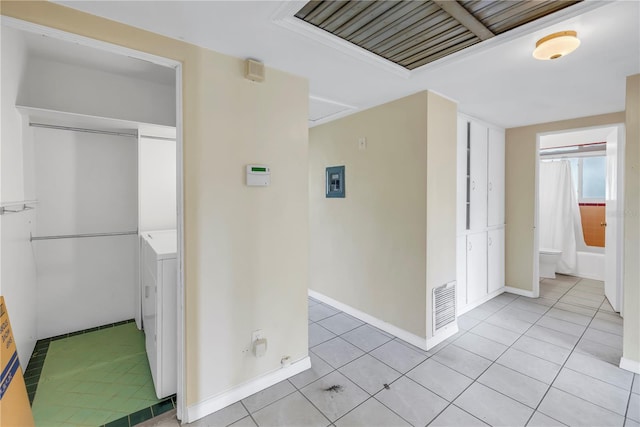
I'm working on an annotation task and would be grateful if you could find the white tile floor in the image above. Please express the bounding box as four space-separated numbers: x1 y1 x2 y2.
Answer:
141 275 639 427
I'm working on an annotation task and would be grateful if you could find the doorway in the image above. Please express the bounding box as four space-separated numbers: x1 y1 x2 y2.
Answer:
534 124 625 313
1 16 186 422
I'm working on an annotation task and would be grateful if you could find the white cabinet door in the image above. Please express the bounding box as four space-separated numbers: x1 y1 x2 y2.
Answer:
466 232 488 304
487 228 505 293
487 127 505 227
456 235 468 308
469 121 488 231
457 117 469 233
158 259 178 399
142 241 158 389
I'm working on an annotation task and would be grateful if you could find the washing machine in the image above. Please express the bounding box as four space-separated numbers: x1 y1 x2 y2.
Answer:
141 229 177 399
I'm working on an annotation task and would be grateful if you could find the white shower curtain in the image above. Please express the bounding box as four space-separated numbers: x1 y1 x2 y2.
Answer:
539 160 584 274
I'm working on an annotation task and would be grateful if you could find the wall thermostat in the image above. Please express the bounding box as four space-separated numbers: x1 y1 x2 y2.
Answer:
246 165 270 186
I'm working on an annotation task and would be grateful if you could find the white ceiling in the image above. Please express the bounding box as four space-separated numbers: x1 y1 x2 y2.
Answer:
52 1 640 129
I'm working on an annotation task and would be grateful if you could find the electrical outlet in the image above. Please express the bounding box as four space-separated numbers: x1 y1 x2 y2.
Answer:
281 356 291 367
252 329 263 342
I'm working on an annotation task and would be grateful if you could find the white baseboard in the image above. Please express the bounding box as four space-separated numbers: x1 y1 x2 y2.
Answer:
505 286 536 298
457 288 505 316
308 290 428 351
185 356 311 423
426 323 459 350
620 357 640 374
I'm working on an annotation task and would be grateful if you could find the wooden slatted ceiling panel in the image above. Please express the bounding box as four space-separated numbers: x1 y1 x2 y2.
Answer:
295 1 481 70
459 0 582 34
295 1 581 70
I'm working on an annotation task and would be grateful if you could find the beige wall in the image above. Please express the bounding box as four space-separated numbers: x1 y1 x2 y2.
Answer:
1 1 309 410
425 92 458 339
309 91 457 340
309 93 428 337
505 112 624 291
623 74 639 366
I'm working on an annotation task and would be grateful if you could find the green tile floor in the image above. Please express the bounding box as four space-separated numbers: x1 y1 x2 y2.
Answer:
25 321 175 427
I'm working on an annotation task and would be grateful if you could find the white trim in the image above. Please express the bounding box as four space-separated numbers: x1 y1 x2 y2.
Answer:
505 286 536 298
619 357 640 374
1 16 180 68
271 1 606 81
426 323 458 351
533 132 541 298
309 94 356 111
457 288 506 316
271 2 410 79
1 15 187 419
184 357 311 423
308 290 427 350
309 108 357 128
175 63 186 422
408 2 605 77
457 112 505 133
574 271 604 282
535 123 626 310
308 94 357 125
308 88 461 129
427 88 460 106
612 124 625 315
15 105 174 131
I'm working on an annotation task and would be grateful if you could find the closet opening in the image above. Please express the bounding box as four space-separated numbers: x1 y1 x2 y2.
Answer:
1 17 185 425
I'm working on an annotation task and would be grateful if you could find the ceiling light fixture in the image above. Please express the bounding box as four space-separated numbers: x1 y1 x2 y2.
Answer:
533 30 580 60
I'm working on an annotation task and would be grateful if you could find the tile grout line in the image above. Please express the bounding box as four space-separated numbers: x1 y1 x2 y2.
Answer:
432 281 575 426
304 282 619 427
416 321 516 426
311 293 536 426
524 277 618 426
309 334 410 425
31 320 171 427
239 399 261 427
290 378 336 427
308 317 443 426
520 279 585 425
312 298 517 426
480 280 579 426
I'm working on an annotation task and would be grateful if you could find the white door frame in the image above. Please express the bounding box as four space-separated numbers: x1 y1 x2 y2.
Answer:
605 124 625 314
2 16 187 419
534 124 625 309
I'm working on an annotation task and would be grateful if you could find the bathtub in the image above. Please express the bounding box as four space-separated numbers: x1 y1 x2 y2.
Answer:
574 249 605 281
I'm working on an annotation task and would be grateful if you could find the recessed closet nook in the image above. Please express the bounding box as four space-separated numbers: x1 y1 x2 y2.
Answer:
1 24 178 423
456 114 506 314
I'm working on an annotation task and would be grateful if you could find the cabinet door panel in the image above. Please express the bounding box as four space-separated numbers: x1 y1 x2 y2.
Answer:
457 118 469 233
467 232 488 304
488 128 505 227
469 121 488 231
457 235 468 309
488 228 505 293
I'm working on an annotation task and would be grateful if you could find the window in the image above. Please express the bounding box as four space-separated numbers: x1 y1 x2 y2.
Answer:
582 157 606 200
567 155 606 202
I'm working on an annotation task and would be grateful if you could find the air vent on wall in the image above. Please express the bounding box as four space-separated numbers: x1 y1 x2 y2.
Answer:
245 59 265 82
433 281 456 334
